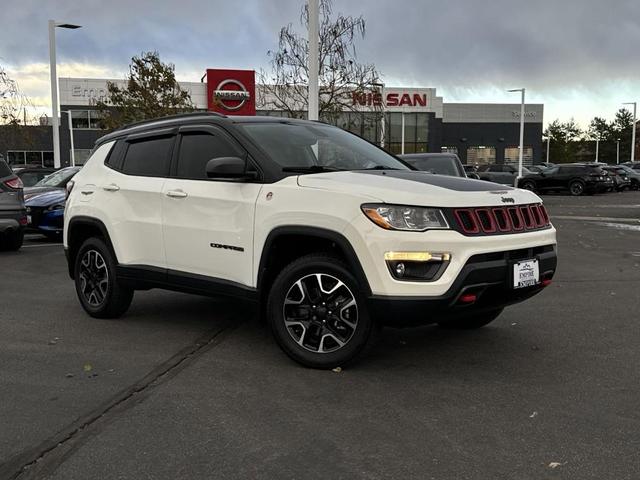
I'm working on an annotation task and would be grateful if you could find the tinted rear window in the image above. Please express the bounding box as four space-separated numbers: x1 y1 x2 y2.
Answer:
122 136 174 177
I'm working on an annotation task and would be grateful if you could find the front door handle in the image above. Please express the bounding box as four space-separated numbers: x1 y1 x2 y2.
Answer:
103 184 120 192
166 189 188 198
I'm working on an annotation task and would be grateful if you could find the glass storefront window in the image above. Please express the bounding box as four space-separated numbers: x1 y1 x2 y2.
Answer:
403 113 417 143
467 146 496 164
71 110 89 129
387 113 402 144
441 146 458 154
504 146 534 166
417 114 429 143
6 151 25 166
89 110 105 129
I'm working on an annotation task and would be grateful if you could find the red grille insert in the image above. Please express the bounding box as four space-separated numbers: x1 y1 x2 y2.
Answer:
452 204 550 235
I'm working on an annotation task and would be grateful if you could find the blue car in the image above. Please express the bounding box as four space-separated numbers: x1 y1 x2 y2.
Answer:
24 167 81 239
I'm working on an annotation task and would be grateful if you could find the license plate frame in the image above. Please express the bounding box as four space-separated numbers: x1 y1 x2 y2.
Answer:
512 258 540 289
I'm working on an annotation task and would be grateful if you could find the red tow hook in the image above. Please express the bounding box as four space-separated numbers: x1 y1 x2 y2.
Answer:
541 279 552 287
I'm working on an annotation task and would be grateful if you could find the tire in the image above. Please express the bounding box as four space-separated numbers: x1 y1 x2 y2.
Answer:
520 180 536 192
569 180 585 196
438 308 504 329
267 253 378 369
2 229 23 251
74 237 133 319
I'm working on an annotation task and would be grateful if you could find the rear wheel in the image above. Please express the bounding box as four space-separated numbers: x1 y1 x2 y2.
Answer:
2 229 23 251
438 308 504 329
267 253 378 369
74 237 133 318
569 180 585 196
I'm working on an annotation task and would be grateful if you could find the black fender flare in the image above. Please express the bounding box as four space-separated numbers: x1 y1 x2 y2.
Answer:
257 225 372 296
66 216 118 279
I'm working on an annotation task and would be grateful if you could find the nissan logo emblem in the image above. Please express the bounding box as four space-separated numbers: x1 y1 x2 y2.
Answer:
214 79 250 111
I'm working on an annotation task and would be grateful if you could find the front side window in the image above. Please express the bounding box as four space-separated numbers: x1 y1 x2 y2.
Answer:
240 122 409 172
177 132 242 180
122 136 174 177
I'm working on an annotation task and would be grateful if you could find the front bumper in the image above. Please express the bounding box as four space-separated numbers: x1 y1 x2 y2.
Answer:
368 245 557 325
25 206 64 234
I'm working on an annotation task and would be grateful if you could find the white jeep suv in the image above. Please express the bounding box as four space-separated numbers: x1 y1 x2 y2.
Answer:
64 113 557 368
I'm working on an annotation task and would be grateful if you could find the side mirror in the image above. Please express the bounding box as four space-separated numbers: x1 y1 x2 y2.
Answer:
206 157 255 180
468 173 480 180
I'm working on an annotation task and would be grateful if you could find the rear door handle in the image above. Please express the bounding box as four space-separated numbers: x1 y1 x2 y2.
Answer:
103 184 120 192
166 189 188 198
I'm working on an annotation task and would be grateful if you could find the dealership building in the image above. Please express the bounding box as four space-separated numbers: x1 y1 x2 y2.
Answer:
1 69 544 168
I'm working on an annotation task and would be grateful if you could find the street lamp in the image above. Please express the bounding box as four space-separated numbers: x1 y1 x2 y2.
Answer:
61 111 76 167
595 136 599 162
307 0 319 121
544 134 551 164
372 82 386 148
508 88 525 185
623 102 636 163
48 20 81 169
616 138 621 165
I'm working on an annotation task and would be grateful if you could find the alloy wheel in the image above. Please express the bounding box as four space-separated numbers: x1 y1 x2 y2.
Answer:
570 182 584 195
283 273 358 353
79 249 109 307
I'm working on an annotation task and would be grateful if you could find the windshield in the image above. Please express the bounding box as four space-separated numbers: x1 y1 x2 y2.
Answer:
35 168 79 187
407 157 464 177
239 122 410 172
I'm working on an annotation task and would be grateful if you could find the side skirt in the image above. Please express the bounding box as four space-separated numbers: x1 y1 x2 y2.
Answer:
116 265 258 302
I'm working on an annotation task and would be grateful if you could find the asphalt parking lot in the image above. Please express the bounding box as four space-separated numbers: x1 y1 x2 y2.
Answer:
1 192 640 480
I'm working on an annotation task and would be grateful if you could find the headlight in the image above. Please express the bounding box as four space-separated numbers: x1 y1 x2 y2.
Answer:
46 204 65 212
361 204 449 231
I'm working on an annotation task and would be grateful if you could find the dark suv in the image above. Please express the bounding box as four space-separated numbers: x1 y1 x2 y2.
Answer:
0 158 27 250
518 163 613 196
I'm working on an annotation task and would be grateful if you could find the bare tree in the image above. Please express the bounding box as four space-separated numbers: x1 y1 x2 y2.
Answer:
0 64 36 125
258 0 382 123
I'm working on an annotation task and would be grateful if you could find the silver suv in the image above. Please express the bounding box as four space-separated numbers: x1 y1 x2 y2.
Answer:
0 158 26 251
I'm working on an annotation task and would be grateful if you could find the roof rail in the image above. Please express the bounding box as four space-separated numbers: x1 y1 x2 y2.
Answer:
112 111 227 133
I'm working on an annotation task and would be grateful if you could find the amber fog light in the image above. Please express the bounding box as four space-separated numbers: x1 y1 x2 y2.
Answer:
384 252 451 281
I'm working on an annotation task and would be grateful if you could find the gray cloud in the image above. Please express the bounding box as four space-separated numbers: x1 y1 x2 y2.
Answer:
1 0 638 123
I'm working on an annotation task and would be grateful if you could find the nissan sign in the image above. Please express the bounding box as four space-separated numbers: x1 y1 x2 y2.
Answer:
206 69 256 115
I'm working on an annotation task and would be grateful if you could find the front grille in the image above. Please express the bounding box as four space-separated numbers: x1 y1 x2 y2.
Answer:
451 204 550 236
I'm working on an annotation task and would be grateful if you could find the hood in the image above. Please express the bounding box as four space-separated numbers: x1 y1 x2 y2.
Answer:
297 170 541 207
24 187 66 207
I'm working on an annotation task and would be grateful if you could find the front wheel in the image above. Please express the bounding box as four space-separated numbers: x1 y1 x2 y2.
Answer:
438 308 504 329
74 237 133 318
267 254 377 369
569 180 585 196
520 180 536 192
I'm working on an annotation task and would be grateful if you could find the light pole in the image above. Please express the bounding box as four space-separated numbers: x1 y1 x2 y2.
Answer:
623 102 636 163
372 82 386 148
616 138 621 164
49 20 81 169
545 135 551 164
508 88 525 185
307 0 319 121
61 111 76 167
595 137 599 162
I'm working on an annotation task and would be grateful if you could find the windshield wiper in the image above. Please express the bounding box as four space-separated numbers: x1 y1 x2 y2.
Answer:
281 165 344 173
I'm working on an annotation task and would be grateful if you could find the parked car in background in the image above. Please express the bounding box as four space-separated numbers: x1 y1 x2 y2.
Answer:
602 166 631 191
398 153 472 178
621 162 640 171
24 166 81 239
0 158 26 250
617 165 640 190
528 165 551 174
477 163 532 185
463 164 478 177
518 163 612 196
13 167 57 187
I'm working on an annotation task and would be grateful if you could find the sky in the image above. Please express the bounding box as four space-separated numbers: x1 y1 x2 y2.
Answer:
1 0 638 128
